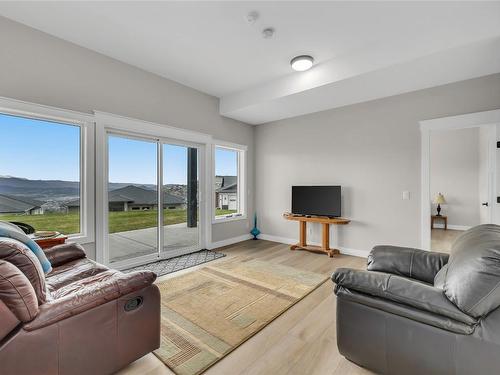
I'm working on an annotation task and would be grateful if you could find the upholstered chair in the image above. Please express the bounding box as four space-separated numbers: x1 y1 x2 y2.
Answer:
0 229 160 375
333 224 500 375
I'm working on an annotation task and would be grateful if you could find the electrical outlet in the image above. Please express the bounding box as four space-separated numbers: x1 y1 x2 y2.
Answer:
402 191 410 200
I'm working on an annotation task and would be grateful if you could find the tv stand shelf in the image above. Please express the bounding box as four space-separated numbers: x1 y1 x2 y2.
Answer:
283 213 350 257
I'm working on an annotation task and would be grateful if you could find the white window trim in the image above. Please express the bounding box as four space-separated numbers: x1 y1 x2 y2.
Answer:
212 140 248 224
0 96 95 244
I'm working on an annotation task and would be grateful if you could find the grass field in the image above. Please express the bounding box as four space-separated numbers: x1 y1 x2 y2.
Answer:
0 208 236 235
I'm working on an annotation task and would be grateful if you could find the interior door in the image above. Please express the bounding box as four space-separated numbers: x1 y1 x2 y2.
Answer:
478 126 492 224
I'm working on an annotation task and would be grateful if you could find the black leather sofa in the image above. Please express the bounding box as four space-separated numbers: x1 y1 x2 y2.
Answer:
332 224 500 375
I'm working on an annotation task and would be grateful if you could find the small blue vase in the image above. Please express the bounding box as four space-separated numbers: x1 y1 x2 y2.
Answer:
250 213 260 240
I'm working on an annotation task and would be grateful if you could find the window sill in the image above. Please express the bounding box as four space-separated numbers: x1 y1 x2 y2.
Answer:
212 214 247 224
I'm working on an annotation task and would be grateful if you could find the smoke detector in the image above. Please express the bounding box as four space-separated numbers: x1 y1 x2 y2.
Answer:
262 27 275 39
245 11 259 25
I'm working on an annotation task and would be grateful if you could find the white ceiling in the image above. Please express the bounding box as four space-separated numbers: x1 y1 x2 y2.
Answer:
1 1 500 124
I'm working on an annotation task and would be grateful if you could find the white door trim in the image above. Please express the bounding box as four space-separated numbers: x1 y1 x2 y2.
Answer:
95 111 213 266
419 109 500 250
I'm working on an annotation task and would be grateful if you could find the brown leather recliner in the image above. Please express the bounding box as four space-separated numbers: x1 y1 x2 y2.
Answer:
0 236 160 375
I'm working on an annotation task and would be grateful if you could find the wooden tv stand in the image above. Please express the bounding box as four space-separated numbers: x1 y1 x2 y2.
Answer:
283 213 350 257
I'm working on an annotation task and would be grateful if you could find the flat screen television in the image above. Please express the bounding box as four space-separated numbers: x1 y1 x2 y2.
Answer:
291 185 341 217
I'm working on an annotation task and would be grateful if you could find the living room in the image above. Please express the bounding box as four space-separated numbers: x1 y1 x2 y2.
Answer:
1 2 500 375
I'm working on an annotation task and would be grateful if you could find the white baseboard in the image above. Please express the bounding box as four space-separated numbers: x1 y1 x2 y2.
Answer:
258 233 369 258
208 234 253 250
433 224 470 231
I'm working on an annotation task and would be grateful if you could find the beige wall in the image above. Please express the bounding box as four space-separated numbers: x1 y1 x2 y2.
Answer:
255 74 500 254
430 127 480 227
0 17 254 258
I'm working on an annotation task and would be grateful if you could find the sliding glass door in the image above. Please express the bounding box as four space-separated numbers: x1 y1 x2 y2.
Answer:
106 133 202 267
162 144 199 257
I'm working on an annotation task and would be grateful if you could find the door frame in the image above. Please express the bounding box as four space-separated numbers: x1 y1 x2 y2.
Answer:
95 111 213 269
419 109 500 250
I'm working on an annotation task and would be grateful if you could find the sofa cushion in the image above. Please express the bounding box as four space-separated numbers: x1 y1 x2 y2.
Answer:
0 259 38 322
46 258 108 293
43 242 86 267
0 238 47 304
444 224 500 318
368 245 448 284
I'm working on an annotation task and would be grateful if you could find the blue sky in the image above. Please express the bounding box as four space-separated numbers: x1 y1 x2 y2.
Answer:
1 113 237 184
0 113 80 181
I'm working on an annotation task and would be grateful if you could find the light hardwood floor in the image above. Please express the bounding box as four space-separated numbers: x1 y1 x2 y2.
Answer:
117 240 372 375
431 228 463 253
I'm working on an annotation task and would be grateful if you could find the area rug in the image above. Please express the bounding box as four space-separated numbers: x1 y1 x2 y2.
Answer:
153 258 328 375
123 249 225 277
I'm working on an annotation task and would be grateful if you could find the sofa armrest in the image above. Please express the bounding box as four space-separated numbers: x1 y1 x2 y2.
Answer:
24 270 156 331
332 268 476 326
336 287 475 334
367 245 449 284
43 242 86 267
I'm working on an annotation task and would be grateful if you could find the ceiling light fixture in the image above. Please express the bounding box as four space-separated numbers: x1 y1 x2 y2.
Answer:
290 55 314 71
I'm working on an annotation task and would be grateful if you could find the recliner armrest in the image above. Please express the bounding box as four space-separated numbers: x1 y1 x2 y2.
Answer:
367 245 449 284
332 268 476 326
24 270 156 331
43 242 86 267
336 287 475 334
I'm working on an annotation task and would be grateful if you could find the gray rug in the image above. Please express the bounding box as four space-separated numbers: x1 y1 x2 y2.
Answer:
123 249 225 277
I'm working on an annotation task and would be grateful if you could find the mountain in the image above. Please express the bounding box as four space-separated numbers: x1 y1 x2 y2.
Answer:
0 176 187 203
0 176 80 201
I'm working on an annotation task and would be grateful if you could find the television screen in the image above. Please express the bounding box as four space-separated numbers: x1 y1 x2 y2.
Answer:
291 186 341 217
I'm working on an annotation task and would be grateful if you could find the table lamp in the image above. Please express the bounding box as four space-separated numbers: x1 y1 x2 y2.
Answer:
433 193 446 216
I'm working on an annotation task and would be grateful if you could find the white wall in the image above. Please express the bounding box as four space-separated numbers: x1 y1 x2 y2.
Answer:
430 127 480 228
255 74 500 255
478 126 492 224
0 17 254 258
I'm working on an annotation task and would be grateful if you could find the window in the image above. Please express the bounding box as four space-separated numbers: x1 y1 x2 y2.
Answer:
0 101 94 243
213 144 246 221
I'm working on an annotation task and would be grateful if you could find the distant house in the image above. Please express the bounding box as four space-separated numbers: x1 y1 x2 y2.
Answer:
66 185 185 212
0 194 43 215
215 176 237 210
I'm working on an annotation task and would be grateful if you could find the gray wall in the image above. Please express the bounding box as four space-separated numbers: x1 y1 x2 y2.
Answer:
255 74 500 254
430 128 480 227
0 17 254 258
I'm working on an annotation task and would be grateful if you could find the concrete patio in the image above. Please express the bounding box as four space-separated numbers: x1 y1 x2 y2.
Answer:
109 222 199 263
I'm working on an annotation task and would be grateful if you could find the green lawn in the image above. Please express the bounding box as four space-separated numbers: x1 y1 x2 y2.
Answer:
0 208 236 235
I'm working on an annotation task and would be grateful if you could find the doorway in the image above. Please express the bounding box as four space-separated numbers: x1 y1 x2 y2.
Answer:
106 132 203 268
420 109 500 251
429 126 492 252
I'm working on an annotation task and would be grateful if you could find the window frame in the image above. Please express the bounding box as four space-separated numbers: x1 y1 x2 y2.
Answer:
212 141 247 224
94 111 213 267
0 97 95 244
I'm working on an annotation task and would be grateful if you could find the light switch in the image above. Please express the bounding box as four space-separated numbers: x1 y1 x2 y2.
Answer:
402 191 411 200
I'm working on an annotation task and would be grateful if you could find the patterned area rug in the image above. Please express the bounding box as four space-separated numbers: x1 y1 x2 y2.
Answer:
154 258 328 375
124 250 225 277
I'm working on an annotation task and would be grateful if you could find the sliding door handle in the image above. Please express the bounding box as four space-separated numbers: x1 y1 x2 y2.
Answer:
482 202 489 207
